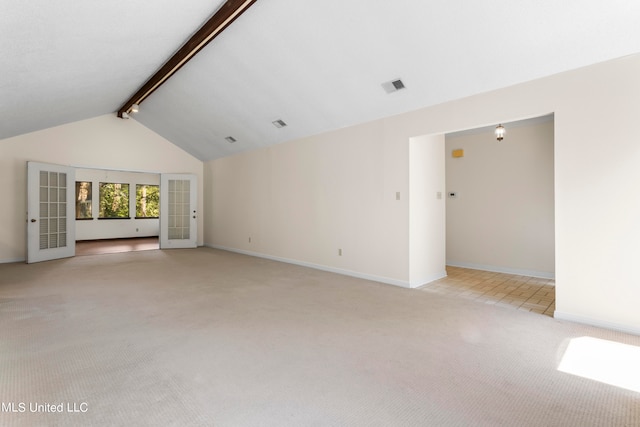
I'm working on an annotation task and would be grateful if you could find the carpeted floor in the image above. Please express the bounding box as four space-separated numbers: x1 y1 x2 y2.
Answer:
0 248 638 426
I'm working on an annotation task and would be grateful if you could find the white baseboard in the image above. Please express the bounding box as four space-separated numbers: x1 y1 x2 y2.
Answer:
446 260 555 280
0 257 25 264
554 311 640 337
410 271 448 288
205 244 411 288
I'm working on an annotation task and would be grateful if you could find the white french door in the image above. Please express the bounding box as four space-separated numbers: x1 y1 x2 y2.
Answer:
160 174 197 249
27 162 76 263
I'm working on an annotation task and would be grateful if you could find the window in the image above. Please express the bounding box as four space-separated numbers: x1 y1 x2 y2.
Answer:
75 181 92 219
99 183 130 219
136 184 159 218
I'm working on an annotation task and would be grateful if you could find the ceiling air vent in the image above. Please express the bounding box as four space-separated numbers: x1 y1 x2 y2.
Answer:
225 136 237 143
382 78 406 94
272 119 287 128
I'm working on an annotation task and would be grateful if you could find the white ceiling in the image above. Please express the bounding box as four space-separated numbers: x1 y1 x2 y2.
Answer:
3 0 640 160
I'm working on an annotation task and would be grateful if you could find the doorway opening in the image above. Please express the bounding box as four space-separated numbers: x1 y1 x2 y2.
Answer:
74 168 161 256
411 114 556 316
28 162 198 263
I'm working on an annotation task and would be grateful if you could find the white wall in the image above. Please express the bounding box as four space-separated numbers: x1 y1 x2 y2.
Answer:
0 114 204 262
409 135 446 287
206 54 640 334
445 120 555 278
75 168 160 241
205 120 409 286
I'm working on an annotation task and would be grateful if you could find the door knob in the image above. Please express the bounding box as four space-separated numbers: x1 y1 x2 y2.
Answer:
30 219 36 223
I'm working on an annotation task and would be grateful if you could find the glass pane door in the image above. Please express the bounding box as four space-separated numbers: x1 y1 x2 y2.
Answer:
160 174 197 249
27 162 75 263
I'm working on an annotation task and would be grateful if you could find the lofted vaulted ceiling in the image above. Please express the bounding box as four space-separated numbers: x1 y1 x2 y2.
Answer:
3 0 640 161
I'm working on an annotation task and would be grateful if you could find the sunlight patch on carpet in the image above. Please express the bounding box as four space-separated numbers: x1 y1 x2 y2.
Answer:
558 336 640 393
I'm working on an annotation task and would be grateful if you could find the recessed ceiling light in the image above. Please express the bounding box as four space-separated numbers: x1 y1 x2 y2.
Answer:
382 78 406 94
225 136 237 143
272 119 287 128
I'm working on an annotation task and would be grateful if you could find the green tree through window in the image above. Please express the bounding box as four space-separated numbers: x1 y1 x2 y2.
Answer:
99 183 130 218
75 181 92 219
136 185 159 218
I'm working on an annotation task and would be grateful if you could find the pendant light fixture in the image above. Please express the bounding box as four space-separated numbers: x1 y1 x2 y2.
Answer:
495 124 505 141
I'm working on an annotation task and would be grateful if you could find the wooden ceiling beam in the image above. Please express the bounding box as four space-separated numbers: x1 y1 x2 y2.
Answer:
117 0 258 118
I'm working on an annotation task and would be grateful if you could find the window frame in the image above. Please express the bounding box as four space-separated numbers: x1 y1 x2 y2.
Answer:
75 181 93 220
135 184 160 219
98 182 131 220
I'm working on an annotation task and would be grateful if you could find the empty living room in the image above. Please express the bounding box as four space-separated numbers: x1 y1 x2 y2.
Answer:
2 1 640 425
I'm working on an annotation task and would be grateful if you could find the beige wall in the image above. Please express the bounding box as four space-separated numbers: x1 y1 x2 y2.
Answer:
445 120 555 277
0 114 204 262
206 54 640 334
206 119 409 285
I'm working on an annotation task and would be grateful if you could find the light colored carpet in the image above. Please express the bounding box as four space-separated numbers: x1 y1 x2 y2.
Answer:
0 248 638 426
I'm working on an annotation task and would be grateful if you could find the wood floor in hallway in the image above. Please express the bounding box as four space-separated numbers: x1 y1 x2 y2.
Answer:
75 237 159 256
